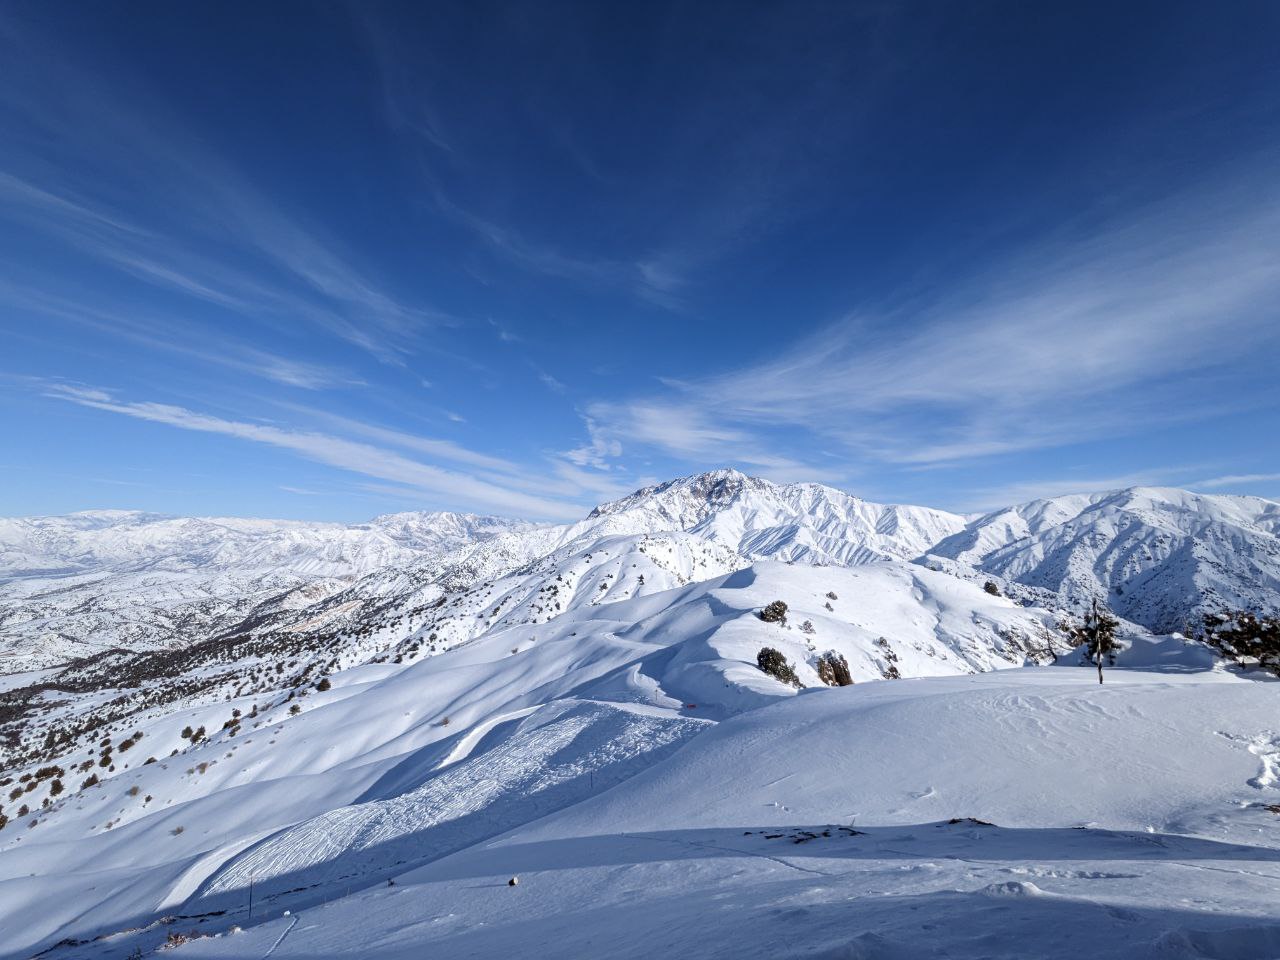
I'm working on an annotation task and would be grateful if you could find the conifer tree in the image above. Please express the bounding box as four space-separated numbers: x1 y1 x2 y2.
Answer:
1070 599 1120 683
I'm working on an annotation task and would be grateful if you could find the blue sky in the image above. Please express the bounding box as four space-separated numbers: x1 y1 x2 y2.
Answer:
2 1 1278 521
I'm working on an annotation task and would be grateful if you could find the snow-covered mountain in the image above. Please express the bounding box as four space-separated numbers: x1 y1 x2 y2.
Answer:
588 468 968 564
5 475 1280 672
928 486 1280 632
0 509 530 581
0 471 972 671
0 510 535 669
2 471 1280 958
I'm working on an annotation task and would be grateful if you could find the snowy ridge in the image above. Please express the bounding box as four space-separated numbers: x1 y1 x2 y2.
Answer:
7 474 1274 671
929 486 1280 631
589 468 968 564
0 509 533 582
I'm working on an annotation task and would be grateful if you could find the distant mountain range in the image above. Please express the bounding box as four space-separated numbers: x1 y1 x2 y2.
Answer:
2 471 1277 671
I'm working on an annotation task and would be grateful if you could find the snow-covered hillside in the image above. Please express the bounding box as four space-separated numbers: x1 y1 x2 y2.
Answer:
0 561 1068 957
928 486 1280 632
0 510 535 669
1 568 1276 958
2 471 1279 958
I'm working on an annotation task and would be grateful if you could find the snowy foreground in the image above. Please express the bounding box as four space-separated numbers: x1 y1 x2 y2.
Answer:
3 585 1279 957
175 672 1280 960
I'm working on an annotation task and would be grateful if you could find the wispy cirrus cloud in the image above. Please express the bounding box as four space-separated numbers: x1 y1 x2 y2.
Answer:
1193 473 1280 490
0 15 452 366
583 165 1280 481
283 406 523 475
42 383 587 520
0 279 363 391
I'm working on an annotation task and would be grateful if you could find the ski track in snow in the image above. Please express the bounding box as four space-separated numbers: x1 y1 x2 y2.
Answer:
262 914 299 958
193 702 707 913
160 829 282 912
434 706 541 770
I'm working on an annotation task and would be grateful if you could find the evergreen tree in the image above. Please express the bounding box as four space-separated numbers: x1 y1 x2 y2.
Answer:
1070 599 1120 683
759 601 789 624
756 647 802 687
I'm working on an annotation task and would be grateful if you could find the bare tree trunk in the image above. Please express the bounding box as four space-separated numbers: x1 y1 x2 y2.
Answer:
1042 625 1058 663
1093 599 1104 684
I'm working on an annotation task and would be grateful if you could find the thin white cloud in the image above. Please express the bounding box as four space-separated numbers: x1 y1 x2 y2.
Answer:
585 168 1280 473
1192 473 1280 490
538 370 566 393
0 14 452 366
563 418 622 469
284 406 523 474
0 279 363 391
43 384 587 520
427 186 684 308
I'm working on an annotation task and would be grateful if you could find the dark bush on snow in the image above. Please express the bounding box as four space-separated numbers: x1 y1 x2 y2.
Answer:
1199 611 1280 675
757 647 802 687
816 651 853 687
759 601 788 624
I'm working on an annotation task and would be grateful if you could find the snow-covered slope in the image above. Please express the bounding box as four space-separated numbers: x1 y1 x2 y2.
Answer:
2 573 1276 958
928 487 1280 632
0 560 1067 958
2 472 1280 958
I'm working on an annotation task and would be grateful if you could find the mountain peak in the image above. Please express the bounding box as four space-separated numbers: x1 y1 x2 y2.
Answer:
588 468 762 519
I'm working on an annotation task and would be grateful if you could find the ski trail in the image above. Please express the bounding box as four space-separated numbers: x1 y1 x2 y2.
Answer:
263 914 299 958
192 702 707 913
435 706 540 770
159 829 280 912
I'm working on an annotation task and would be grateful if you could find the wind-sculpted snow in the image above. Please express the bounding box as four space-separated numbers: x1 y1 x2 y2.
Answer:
0 558 1060 956
196 701 706 910
10 665 1278 960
